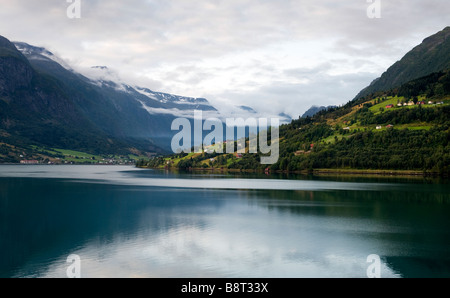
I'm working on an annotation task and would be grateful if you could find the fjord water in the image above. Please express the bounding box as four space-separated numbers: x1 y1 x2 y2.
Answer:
0 165 449 278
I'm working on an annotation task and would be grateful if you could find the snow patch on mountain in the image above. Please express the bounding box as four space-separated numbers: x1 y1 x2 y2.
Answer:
137 99 220 119
13 42 73 71
82 66 129 92
13 41 220 118
134 86 210 106
134 87 159 101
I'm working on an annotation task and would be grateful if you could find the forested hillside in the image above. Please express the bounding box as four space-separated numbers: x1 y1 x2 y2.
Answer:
354 26 450 100
140 70 450 175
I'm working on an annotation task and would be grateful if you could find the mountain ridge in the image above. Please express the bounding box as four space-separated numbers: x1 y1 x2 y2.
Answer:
354 26 450 100
301 105 337 118
0 36 220 162
142 69 450 174
139 27 450 175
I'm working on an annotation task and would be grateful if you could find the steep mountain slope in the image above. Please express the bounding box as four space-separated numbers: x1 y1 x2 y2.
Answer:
0 35 220 162
1 37 133 156
355 26 450 100
141 27 450 175
144 70 450 174
13 41 218 142
271 70 450 174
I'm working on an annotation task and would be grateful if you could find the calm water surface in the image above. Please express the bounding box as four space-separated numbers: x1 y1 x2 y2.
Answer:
0 165 449 278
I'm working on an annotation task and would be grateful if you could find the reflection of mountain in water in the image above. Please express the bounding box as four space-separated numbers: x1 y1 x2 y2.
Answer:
0 177 226 277
384 256 450 278
1 168 450 278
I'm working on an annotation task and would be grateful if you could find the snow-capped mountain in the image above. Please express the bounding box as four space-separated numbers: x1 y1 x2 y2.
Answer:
14 42 219 119
131 86 218 119
2 39 221 152
13 42 73 71
3 38 287 155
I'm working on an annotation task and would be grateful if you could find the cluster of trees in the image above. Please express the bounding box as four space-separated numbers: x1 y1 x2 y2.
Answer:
177 152 234 169
271 126 450 174
137 156 165 168
397 70 450 98
137 152 236 169
0 144 17 163
356 105 450 126
0 144 9 156
228 153 266 170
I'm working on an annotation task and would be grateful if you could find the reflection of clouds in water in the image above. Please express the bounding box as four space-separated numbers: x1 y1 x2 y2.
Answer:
34 211 401 278
0 165 402 192
3 165 422 278
37 225 272 278
101 177 400 192
37 232 400 278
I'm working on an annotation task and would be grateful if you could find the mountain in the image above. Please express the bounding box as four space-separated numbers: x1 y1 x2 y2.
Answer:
271 70 450 174
145 69 450 174
278 113 293 123
301 105 337 118
13 41 218 128
355 26 450 100
140 27 450 175
237 105 258 114
233 106 292 123
1 37 126 158
0 36 219 162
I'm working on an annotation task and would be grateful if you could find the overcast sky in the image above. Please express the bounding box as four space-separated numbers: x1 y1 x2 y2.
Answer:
0 0 449 118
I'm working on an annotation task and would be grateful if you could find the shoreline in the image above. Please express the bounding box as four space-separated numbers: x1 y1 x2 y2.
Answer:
2 163 445 178
137 166 445 178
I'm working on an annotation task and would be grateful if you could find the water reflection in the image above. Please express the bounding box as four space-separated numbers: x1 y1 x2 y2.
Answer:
0 165 449 278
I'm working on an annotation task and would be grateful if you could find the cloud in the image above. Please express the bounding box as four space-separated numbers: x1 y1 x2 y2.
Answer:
213 70 376 119
0 0 449 118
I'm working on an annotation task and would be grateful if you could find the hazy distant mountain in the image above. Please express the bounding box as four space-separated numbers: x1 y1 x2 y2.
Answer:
354 26 450 100
278 112 293 123
301 106 336 118
236 105 258 114
232 106 292 123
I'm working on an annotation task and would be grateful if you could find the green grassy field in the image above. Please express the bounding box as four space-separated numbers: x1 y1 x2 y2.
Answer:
370 95 449 115
29 146 144 164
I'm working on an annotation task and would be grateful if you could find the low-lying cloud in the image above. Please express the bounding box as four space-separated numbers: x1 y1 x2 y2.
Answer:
0 0 449 118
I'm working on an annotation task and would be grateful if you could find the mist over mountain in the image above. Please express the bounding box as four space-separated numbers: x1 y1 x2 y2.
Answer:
1 36 220 157
2 26 450 163
143 26 450 174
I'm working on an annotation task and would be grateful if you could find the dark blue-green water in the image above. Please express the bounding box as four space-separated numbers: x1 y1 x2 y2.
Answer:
0 165 449 278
